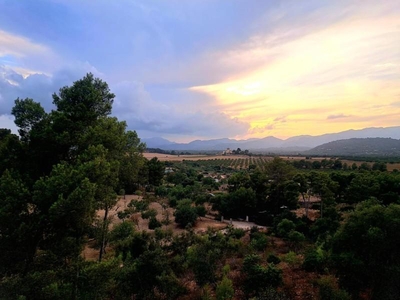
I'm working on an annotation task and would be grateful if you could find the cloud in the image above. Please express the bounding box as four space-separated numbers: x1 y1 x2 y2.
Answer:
327 113 351 120
0 30 59 74
189 1 400 138
249 124 275 134
0 63 101 115
0 29 50 58
0 66 249 140
391 101 400 107
274 116 287 123
112 80 250 139
1 1 399 141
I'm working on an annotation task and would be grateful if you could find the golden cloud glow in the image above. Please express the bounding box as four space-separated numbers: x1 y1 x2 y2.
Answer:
190 9 400 139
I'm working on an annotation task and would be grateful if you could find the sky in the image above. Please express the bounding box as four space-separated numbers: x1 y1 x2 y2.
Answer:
0 0 399 142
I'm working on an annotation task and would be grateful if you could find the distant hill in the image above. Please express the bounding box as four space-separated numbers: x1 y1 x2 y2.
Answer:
141 137 177 148
305 138 400 157
143 126 400 152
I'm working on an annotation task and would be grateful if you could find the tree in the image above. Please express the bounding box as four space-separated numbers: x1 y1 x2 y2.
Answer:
52 73 114 127
11 98 46 142
0 170 32 275
331 201 400 298
242 254 282 297
147 157 165 186
174 200 198 228
187 238 220 286
0 73 145 295
216 275 234 300
263 157 297 214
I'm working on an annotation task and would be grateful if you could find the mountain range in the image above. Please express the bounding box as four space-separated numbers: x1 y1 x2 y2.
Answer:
305 138 400 157
142 126 400 152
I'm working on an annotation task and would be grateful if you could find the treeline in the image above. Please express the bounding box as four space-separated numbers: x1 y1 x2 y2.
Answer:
146 148 192 155
290 158 389 171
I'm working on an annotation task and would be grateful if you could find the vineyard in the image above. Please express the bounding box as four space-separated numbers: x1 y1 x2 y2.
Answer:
179 156 272 171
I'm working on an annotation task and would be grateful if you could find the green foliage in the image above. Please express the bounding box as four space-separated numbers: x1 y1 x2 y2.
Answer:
303 247 326 272
317 276 351 300
141 208 157 219
226 226 246 239
331 201 400 298
195 205 207 217
216 276 234 300
79 259 120 300
276 219 296 238
267 254 281 265
250 232 269 251
128 199 149 212
174 200 198 228
242 254 282 297
146 157 165 186
281 251 301 267
148 217 162 230
12 98 46 142
287 230 306 248
187 238 220 286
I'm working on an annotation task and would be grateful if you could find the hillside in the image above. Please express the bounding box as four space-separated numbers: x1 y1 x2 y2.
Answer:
143 126 400 151
305 138 400 156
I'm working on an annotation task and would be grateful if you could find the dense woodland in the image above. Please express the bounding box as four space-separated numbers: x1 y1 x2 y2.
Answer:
1 74 399 300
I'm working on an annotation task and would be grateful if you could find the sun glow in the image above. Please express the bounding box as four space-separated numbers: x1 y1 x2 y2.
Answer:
191 13 400 139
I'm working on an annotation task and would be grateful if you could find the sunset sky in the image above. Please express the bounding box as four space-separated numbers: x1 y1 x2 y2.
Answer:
0 0 399 142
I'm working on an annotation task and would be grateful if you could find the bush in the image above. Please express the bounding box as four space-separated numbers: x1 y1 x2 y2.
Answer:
317 276 351 300
250 232 268 251
195 205 207 218
242 254 283 297
141 209 157 219
281 251 301 267
276 219 296 238
174 204 198 228
267 254 281 265
216 276 234 300
303 247 324 272
226 226 246 239
128 199 149 212
169 197 177 208
148 217 162 230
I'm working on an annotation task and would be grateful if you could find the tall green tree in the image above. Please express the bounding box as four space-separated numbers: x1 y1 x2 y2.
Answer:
0 73 146 294
331 201 400 299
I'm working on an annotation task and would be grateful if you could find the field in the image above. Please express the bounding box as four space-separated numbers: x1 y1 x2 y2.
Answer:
145 152 400 171
144 153 273 170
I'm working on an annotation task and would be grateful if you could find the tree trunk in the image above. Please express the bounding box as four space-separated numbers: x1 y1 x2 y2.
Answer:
98 207 109 262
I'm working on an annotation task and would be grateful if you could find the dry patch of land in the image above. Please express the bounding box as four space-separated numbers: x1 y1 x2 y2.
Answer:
83 194 228 260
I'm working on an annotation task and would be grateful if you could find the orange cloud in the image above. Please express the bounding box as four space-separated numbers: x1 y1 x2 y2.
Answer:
190 5 400 139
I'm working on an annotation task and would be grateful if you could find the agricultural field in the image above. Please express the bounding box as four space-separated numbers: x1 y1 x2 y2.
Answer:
145 152 400 172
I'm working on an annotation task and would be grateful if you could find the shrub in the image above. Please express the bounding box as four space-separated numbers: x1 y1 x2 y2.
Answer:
250 232 268 251
141 209 157 219
226 226 245 239
303 247 325 272
174 204 198 228
242 254 283 297
317 276 351 300
148 217 162 230
277 219 296 238
216 276 234 300
281 251 301 267
267 254 281 265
